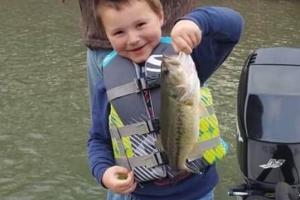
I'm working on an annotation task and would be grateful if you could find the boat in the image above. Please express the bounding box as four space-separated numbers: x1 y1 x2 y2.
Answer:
229 47 300 200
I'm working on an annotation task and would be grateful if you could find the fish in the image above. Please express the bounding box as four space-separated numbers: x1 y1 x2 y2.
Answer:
159 52 206 173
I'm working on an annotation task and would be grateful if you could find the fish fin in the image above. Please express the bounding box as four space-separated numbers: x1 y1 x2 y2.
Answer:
185 158 208 174
155 134 165 151
176 85 196 102
198 105 209 118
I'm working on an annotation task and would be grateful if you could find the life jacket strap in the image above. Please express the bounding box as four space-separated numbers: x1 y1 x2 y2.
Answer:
115 152 165 168
110 118 159 137
188 136 221 161
106 78 145 101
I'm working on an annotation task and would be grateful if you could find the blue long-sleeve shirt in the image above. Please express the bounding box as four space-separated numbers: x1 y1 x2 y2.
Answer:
87 6 244 200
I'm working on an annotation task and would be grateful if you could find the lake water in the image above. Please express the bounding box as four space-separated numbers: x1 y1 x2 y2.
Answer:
0 0 299 199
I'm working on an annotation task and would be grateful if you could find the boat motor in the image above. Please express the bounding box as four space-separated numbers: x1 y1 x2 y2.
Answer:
229 47 300 200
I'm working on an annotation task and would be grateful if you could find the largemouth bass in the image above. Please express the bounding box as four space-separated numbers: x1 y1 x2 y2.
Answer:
160 52 205 172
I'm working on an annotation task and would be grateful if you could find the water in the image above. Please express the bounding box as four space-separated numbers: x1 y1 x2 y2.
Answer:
0 0 299 199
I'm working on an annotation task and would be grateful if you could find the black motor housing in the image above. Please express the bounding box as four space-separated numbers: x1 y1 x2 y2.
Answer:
236 47 300 191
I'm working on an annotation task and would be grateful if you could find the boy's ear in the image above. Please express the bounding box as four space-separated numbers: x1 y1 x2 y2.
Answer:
159 10 164 27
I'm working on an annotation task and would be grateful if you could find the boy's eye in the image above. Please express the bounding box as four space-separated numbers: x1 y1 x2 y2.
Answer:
137 22 146 28
112 30 124 36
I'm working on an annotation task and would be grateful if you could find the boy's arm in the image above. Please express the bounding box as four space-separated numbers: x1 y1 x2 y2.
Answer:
88 80 137 193
87 79 115 185
181 6 244 84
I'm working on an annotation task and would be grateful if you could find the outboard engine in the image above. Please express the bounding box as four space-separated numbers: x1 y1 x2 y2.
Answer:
229 47 300 200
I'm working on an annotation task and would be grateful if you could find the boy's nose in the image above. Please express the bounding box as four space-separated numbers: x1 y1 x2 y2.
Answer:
127 31 140 46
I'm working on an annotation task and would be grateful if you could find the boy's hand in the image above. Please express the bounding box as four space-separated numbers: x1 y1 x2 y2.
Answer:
102 166 137 194
171 20 202 54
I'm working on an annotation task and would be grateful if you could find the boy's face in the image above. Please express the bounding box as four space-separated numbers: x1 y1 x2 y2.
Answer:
98 0 164 63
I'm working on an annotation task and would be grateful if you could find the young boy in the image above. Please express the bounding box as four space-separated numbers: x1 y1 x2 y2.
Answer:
78 0 195 113
88 0 244 199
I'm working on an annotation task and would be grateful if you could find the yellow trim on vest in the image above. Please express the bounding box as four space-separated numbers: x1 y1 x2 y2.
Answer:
198 87 227 164
200 87 213 106
110 106 134 159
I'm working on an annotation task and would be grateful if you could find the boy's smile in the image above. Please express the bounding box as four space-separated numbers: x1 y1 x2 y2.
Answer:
98 0 164 63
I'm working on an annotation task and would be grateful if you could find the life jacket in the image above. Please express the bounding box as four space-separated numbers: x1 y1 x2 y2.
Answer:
101 37 228 182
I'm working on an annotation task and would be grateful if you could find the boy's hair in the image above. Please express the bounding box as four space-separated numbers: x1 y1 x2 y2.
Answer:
94 0 163 17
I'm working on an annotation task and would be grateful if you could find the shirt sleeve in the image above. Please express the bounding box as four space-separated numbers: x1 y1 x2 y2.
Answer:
180 6 244 84
87 49 112 113
87 63 114 187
